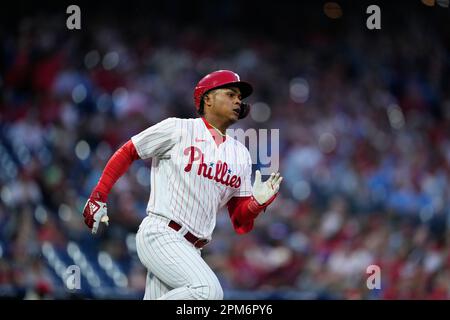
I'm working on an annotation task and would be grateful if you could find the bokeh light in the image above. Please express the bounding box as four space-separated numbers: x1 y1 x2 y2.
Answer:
75 140 91 160
324 2 343 19
250 102 271 122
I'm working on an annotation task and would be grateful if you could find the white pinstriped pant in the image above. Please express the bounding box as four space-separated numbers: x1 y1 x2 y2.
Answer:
136 214 223 300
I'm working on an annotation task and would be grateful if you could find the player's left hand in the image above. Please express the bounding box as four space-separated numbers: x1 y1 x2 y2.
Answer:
252 170 283 205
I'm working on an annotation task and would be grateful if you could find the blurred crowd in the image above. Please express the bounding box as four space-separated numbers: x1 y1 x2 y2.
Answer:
1 1 450 299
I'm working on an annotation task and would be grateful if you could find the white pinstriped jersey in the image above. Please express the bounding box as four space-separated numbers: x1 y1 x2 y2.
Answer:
131 117 252 239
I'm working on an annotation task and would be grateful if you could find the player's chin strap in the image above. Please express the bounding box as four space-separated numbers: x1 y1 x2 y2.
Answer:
238 102 250 119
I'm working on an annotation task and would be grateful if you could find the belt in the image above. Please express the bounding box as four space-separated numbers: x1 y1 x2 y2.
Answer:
168 220 210 249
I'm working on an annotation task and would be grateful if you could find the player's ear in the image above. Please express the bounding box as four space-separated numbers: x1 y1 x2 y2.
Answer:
203 92 214 113
203 93 212 107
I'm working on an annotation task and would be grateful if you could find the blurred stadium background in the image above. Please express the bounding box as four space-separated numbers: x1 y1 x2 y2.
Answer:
1 0 450 299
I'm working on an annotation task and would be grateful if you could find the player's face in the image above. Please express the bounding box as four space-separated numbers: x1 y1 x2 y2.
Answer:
208 87 242 122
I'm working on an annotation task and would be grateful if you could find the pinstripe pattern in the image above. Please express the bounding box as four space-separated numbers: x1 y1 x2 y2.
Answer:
136 215 223 300
132 117 252 300
132 117 252 238
144 272 170 299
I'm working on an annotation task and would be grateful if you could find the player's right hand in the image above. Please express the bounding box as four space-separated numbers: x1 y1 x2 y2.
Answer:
82 191 109 234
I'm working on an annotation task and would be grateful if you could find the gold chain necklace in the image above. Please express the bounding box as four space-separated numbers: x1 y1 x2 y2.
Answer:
209 122 226 137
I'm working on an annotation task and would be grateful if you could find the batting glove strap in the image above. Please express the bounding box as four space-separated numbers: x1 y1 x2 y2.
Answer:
248 193 278 217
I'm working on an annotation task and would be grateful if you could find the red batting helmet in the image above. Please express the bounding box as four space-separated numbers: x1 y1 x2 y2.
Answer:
194 70 253 110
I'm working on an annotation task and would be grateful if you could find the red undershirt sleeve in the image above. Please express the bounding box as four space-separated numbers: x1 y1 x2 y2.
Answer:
226 193 278 234
227 196 255 234
91 140 140 202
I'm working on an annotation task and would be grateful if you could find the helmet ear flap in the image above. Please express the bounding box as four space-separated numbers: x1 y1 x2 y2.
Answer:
239 102 250 119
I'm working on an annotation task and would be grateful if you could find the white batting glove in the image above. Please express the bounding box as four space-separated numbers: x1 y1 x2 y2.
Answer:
252 170 283 205
92 203 109 234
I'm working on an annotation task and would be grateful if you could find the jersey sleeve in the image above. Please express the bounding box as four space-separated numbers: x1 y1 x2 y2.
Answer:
233 148 253 197
131 117 178 160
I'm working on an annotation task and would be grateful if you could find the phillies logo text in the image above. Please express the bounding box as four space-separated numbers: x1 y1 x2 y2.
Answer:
184 146 241 188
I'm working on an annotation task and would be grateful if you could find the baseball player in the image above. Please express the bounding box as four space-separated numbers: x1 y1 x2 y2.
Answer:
82 70 283 300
